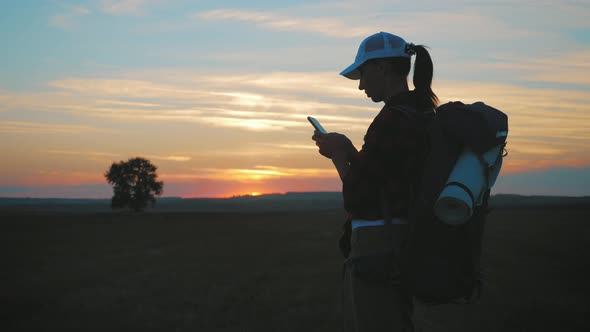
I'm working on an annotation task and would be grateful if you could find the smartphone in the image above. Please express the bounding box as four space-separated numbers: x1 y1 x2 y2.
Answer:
307 116 327 134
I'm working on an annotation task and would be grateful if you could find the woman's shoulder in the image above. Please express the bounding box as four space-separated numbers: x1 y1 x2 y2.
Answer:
383 103 416 118
382 90 435 118
377 103 424 127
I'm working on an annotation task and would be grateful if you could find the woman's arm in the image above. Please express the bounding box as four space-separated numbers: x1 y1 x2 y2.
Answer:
331 150 351 181
312 131 357 182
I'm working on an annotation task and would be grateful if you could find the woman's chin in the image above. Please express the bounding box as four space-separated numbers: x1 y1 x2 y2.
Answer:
370 95 382 103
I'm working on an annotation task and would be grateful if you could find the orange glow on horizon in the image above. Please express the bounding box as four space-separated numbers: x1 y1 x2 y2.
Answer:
501 158 590 174
181 183 287 199
223 189 279 198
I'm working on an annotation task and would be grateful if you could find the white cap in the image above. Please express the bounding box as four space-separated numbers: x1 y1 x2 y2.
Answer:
340 32 414 80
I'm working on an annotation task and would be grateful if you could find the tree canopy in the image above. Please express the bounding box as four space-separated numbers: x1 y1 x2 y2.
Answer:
105 157 164 212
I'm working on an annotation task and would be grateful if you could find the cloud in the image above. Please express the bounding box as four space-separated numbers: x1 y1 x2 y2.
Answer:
0 121 104 135
193 5 542 43
3 70 589 176
193 9 377 38
148 155 192 162
258 143 317 150
7 170 106 186
35 75 374 133
48 6 91 29
165 165 336 183
46 149 120 157
45 150 191 163
295 0 590 30
486 51 590 86
204 72 360 99
189 0 586 78
48 78 208 99
39 150 122 168
99 0 153 15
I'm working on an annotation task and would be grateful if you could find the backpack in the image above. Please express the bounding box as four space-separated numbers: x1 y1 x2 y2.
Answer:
397 101 508 304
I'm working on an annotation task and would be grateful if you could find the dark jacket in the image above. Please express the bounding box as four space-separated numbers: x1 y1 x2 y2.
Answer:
342 90 433 220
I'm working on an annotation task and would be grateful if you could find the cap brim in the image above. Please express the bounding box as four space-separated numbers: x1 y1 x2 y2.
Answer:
339 61 362 80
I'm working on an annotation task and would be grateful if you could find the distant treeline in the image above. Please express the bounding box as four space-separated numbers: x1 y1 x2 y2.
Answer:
0 193 588 213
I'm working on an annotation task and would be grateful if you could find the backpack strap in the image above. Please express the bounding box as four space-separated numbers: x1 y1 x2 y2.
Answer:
378 104 434 273
380 189 403 279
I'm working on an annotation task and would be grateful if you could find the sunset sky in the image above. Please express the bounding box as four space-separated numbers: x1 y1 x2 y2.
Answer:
1 0 589 198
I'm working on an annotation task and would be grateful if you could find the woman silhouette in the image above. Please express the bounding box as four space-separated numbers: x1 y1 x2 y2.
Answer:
312 31 438 331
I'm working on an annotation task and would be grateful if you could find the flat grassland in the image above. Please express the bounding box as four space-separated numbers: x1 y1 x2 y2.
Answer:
1 208 589 331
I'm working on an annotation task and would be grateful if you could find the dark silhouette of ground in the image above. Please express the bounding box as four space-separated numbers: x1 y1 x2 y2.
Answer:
1 205 589 331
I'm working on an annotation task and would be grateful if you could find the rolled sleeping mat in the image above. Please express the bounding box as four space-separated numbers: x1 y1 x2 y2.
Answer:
434 145 503 225
434 184 474 225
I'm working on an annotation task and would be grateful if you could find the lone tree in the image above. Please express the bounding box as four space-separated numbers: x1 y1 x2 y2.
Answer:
105 157 164 212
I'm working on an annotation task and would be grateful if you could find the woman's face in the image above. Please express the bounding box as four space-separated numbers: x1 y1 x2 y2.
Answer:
358 61 386 103
358 59 407 103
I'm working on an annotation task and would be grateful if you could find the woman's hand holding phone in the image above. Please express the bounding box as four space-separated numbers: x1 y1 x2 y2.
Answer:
309 119 353 159
307 116 327 134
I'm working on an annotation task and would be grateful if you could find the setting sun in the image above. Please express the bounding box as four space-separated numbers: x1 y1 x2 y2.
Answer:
250 192 261 196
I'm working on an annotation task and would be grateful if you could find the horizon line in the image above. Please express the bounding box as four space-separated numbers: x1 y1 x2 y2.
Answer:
1 192 590 200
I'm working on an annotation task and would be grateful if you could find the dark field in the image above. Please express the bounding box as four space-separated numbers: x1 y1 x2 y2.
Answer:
1 208 590 331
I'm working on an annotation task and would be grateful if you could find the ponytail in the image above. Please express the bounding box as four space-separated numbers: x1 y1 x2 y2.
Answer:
372 42 439 109
410 44 439 109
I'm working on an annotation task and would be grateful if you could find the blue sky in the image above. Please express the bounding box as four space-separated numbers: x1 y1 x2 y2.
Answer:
0 0 589 197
